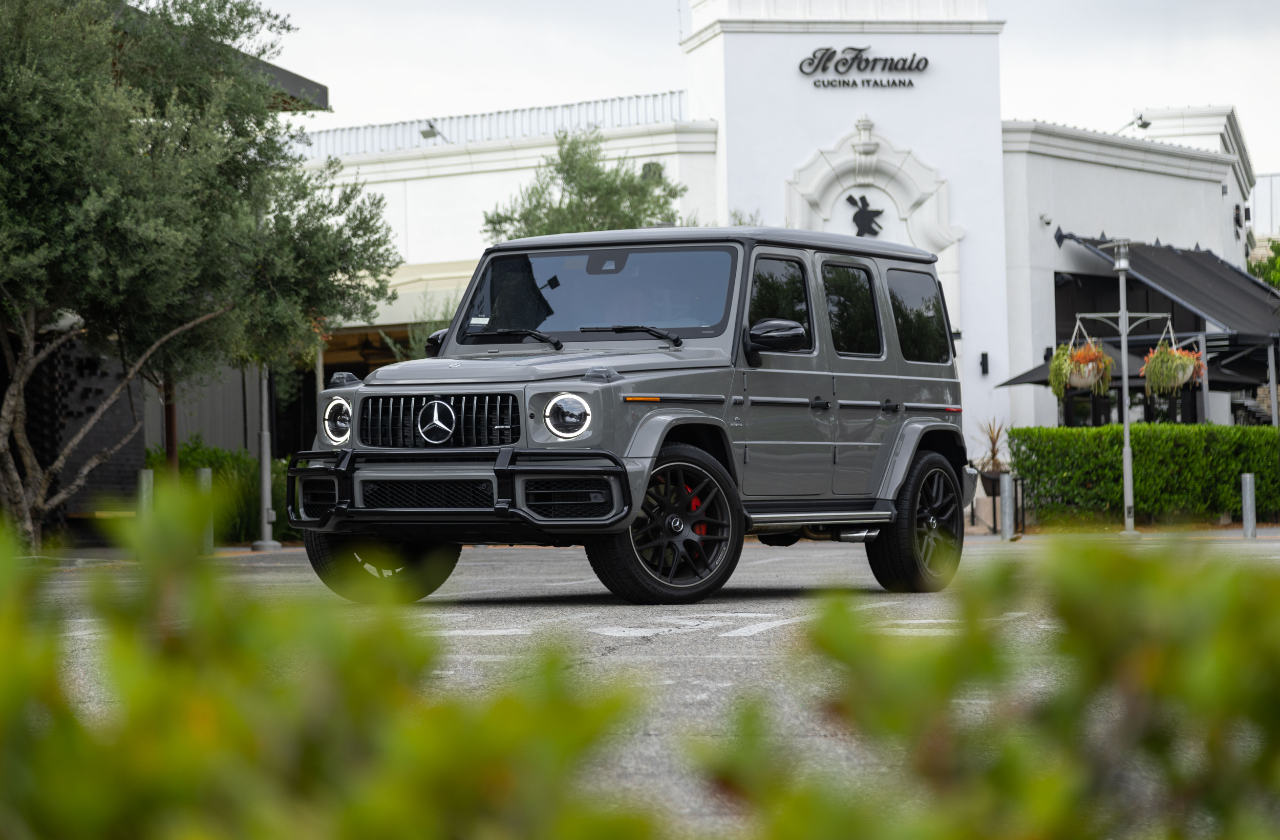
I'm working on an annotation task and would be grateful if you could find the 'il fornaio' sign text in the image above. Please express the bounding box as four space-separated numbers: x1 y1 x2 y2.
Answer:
800 47 928 89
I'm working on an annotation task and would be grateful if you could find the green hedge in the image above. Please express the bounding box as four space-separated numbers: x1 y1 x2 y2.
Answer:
1008 425 1280 520
144 435 301 543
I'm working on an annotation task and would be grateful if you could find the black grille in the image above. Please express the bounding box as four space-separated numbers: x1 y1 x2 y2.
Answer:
362 480 494 509
301 478 338 518
358 394 521 448
525 478 613 519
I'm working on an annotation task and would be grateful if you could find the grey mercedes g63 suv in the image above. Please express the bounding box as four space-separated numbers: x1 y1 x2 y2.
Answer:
289 227 977 605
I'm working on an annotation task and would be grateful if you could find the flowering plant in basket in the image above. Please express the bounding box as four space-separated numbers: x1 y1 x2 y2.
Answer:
1141 341 1204 395
1049 339 1115 399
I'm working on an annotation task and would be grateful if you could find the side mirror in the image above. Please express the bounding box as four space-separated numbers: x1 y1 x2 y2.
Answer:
749 319 807 351
424 328 447 358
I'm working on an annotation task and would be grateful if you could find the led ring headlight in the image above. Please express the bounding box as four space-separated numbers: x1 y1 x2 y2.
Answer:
543 393 592 439
323 396 352 445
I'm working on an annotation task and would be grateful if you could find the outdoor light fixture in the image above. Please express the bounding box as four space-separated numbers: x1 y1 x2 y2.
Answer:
544 394 591 439
323 396 352 445
1113 113 1151 134
419 119 452 144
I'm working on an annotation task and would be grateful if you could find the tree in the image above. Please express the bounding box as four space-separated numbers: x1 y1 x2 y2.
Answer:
0 0 398 548
1249 239 1280 287
482 130 687 242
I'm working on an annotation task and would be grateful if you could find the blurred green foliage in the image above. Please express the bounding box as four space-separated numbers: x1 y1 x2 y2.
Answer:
0 484 654 838
1009 425 1280 520
703 543 1280 839
145 434 300 543
10 482 1280 838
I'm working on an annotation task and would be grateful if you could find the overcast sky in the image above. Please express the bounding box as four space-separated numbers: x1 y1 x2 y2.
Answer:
271 0 1280 172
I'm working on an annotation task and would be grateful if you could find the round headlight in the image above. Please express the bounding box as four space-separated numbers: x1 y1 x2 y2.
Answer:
543 394 592 439
323 397 352 444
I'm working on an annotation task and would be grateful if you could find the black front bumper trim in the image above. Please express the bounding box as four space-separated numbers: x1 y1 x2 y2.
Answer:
287 446 632 533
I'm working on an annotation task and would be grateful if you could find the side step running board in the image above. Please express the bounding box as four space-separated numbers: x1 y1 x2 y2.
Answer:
747 510 893 527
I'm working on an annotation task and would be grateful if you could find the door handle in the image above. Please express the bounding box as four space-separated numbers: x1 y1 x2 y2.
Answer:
880 399 901 413
810 396 831 411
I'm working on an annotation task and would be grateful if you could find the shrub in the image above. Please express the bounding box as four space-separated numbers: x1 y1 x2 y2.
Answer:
703 542 1280 838
0 485 654 838
145 435 301 543
1008 425 1280 520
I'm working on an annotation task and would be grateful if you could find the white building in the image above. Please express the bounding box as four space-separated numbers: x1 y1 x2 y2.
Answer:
152 0 1271 458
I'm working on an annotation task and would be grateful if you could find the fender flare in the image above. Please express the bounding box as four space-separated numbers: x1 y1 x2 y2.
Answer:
624 410 739 485
875 420 969 502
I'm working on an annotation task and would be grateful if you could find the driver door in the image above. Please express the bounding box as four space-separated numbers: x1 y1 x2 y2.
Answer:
739 249 833 497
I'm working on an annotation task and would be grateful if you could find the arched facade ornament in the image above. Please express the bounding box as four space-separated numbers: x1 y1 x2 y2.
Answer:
784 114 965 254
784 115 966 326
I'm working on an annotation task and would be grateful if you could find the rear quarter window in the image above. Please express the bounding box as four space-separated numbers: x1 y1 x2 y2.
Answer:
886 269 951 364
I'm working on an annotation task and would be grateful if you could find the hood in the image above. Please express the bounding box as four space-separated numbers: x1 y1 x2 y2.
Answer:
364 347 732 386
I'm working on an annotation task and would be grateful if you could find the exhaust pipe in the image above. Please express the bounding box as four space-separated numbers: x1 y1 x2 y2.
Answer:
835 528 879 544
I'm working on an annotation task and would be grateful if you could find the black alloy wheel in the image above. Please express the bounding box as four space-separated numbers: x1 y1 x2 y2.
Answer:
866 450 963 593
304 531 461 603
631 461 733 587
914 466 962 578
586 443 745 605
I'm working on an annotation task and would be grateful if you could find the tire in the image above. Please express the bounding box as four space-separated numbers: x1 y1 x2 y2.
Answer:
866 450 963 593
304 531 461 603
585 443 745 605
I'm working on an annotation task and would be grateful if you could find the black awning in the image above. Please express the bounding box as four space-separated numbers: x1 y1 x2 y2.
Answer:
1000 355 1261 391
1061 232 1280 339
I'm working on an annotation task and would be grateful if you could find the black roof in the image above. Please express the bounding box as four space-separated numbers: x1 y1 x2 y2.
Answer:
1066 234 1280 338
492 226 938 264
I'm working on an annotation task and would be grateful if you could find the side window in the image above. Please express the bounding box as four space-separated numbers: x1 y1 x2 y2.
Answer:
886 269 951 364
749 258 812 351
822 264 881 355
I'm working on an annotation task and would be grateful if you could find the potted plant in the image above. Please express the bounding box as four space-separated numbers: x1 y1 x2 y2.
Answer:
971 418 1008 497
1141 341 1204 396
1050 339 1115 399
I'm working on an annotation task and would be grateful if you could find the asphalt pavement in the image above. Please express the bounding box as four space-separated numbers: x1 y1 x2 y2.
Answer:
38 533 1280 834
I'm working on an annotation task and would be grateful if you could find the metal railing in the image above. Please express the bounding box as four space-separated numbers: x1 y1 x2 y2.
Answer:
298 90 689 161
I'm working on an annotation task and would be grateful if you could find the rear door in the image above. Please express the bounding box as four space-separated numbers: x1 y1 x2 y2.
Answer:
740 248 833 497
817 255 904 495
885 266 962 416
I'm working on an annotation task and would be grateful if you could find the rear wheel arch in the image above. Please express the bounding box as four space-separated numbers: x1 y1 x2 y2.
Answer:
916 428 967 483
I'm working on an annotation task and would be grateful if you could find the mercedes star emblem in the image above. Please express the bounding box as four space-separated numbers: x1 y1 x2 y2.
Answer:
416 400 456 444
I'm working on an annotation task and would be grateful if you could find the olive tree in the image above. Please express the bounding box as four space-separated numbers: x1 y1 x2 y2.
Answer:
0 0 398 549
482 129 688 242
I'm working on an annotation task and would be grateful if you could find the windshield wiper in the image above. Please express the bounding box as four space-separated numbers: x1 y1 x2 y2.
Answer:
491 329 563 350
580 325 684 347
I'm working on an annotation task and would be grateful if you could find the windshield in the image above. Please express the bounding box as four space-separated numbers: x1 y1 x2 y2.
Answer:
458 246 738 346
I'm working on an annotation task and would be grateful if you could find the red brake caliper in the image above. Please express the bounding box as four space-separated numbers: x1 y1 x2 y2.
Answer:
687 485 707 536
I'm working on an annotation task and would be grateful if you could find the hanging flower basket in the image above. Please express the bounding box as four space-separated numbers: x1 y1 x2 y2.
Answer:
1050 338 1115 399
1141 341 1204 395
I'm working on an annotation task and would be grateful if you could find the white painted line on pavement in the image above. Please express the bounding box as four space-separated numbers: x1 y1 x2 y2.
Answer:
719 600 901 637
589 626 688 637
545 578 601 586
744 556 789 566
718 615 814 637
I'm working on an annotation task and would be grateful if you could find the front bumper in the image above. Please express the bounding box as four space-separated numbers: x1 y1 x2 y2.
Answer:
286 447 635 536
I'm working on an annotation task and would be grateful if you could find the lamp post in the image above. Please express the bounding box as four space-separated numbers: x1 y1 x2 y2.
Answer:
1100 239 1138 537
251 366 281 552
